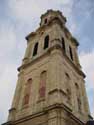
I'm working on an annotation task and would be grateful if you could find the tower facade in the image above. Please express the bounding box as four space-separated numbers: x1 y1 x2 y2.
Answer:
3 10 92 125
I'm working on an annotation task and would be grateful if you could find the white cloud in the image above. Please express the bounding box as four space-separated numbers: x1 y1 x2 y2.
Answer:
0 21 19 124
0 22 17 58
8 0 74 23
80 51 94 89
0 63 17 123
80 50 94 117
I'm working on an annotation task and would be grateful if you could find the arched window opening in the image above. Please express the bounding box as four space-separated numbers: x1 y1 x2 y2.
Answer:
65 73 71 104
69 46 73 61
39 71 47 98
75 83 81 112
44 35 49 49
44 18 47 24
65 73 70 86
77 98 81 112
33 42 38 56
62 37 65 52
67 89 71 104
26 78 32 92
23 78 32 106
75 83 79 97
27 78 32 84
75 83 79 90
23 94 30 106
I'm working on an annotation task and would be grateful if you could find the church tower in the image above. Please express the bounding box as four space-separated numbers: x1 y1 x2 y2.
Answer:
3 10 92 125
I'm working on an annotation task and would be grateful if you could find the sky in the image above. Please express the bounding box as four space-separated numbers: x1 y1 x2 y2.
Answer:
0 0 94 124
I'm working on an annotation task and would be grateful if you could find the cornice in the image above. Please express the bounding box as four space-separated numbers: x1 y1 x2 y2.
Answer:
2 103 85 125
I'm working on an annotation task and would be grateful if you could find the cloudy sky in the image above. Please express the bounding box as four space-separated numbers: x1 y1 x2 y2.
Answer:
0 0 94 124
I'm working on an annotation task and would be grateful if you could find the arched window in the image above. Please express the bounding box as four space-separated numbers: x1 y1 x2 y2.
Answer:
75 83 79 96
62 37 65 53
69 46 73 61
44 35 49 49
23 94 30 106
44 18 47 24
23 78 32 106
65 73 70 85
33 42 38 56
75 83 79 89
77 98 81 111
65 73 71 104
65 73 70 87
67 88 71 104
75 83 81 112
39 71 47 98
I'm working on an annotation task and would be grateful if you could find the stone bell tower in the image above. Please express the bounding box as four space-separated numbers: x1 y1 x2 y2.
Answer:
3 10 92 125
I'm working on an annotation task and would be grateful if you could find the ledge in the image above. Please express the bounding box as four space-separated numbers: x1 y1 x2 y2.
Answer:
88 114 93 120
9 108 16 113
70 36 79 46
18 43 85 78
25 32 36 41
2 103 85 125
2 121 13 125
